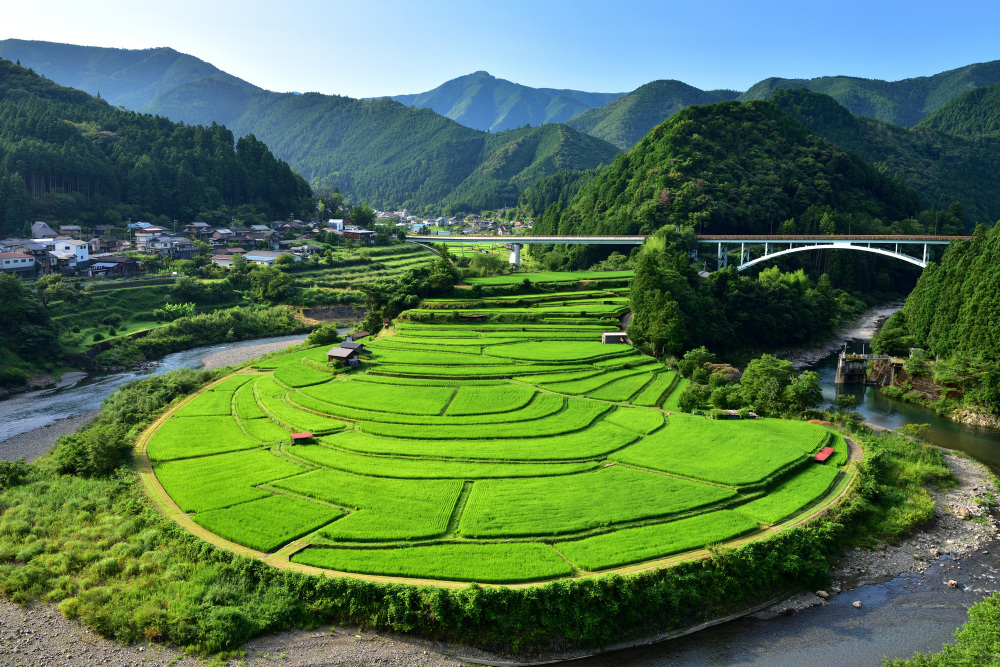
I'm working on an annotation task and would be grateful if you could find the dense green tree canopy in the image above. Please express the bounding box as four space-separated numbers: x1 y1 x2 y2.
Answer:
0 58 313 234
544 100 918 237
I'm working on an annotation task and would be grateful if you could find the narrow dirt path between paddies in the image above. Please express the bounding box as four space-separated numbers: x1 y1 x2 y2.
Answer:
134 373 861 589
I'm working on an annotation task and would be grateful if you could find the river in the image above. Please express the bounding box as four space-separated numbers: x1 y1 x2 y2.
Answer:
574 342 1000 666
0 334 308 446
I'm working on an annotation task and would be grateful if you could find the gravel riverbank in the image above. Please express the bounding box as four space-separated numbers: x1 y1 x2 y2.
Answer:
759 450 999 618
780 303 903 370
201 337 307 370
0 410 99 463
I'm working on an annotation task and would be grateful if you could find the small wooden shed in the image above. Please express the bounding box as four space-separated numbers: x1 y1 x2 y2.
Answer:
326 346 360 366
290 432 313 445
601 332 628 344
814 446 835 463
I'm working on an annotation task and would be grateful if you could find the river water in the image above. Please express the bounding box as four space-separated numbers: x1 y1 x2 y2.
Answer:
0 334 308 443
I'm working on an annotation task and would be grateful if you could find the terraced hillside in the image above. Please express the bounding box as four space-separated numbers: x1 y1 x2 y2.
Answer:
140 290 852 584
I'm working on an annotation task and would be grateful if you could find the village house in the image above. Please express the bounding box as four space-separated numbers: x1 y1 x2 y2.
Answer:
243 250 300 266
31 222 58 239
0 252 35 276
184 221 212 236
326 346 359 367
86 254 140 277
58 225 83 239
132 226 170 251
344 229 377 244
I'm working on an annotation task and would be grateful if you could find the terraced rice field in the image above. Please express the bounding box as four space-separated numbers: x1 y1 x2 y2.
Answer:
144 287 853 584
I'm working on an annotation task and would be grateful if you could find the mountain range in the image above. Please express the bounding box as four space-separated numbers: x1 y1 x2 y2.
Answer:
3 38 1000 221
390 71 622 133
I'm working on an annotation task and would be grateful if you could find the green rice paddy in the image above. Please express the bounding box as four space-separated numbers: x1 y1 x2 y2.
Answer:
146 285 853 582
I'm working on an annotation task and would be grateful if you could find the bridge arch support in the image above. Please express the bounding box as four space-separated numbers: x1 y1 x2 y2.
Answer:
736 244 928 270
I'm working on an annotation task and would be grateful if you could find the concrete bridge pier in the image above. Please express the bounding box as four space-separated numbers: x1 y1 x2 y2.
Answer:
507 243 522 267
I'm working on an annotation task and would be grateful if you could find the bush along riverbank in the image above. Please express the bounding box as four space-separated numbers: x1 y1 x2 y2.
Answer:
0 366 961 659
92 306 310 370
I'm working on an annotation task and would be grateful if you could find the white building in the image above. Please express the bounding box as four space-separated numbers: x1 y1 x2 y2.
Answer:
244 250 300 266
54 239 89 264
0 252 35 275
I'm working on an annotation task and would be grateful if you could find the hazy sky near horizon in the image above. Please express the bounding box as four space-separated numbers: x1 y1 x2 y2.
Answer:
3 0 999 97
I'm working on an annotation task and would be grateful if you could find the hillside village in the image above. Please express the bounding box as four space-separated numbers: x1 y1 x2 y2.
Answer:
0 211 533 279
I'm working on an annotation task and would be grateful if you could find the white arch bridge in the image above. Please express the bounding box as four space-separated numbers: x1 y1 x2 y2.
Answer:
407 234 968 269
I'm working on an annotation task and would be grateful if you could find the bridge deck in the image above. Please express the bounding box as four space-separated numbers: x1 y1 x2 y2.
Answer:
408 234 969 245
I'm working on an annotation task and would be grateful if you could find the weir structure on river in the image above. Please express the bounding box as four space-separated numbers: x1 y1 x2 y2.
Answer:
406 234 969 268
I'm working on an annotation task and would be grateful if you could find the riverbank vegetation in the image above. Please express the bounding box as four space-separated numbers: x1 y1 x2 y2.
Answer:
870 224 1000 419
0 361 952 657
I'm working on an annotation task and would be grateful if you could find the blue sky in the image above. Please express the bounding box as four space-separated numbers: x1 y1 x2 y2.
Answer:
3 0 999 97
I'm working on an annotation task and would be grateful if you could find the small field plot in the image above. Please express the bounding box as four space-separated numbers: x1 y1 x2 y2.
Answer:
483 341 633 363
540 366 653 395
662 379 690 411
191 495 340 552
328 420 637 460
445 384 536 415
289 445 599 479
256 377 347 434
292 543 572 583
274 362 335 388
587 373 655 402
154 449 310 513
556 510 759 571
609 415 810 488
459 466 734 538
235 380 267 419
631 371 677 407
369 349 510 366
271 469 463 541
464 270 634 286
299 380 455 416
291 390 563 426
147 416 262 461
242 418 290 442
209 375 254 392
735 465 840 524
358 398 607 440
604 407 664 434
173 390 233 417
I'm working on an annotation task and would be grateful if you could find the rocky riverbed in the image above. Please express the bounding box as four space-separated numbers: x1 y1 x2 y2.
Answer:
759 451 999 618
780 304 903 370
0 410 99 463
200 337 308 370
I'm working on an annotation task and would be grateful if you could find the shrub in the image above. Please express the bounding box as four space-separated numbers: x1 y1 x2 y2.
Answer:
92 333 105 342
305 325 342 347
0 367 29 388
880 385 904 399
737 407 751 419
102 314 124 327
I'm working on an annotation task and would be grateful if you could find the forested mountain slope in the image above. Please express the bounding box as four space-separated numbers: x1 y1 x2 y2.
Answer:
390 71 622 133
771 88 1000 225
917 82 1000 138
146 78 619 214
739 60 1000 127
0 59 312 235
1 41 618 214
565 80 740 150
897 224 1000 360
537 100 919 237
0 39 256 109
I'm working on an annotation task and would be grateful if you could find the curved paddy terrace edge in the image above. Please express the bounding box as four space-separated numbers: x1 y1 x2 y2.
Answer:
135 313 862 588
